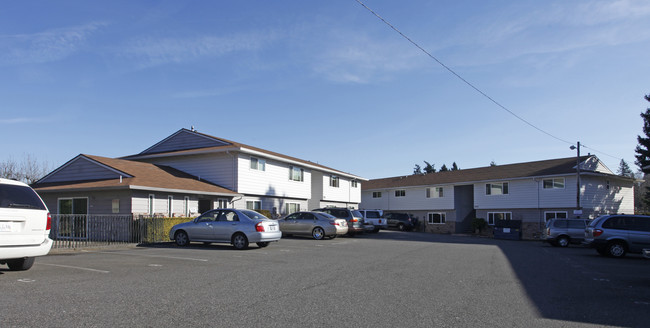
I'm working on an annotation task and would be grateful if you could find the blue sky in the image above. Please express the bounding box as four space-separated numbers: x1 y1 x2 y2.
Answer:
2 0 649 179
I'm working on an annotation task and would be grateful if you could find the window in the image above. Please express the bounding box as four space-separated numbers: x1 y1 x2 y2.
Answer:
148 194 154 215
59 198 88 215
426 187 443 198
543 178 565 189
217 199 228 209
286 203 300 215
351 180 359 188
428 212 446 224
167 196 173 216
486 182 509 195
330 176 339 188
112 199 120 214
183 196 190 216
289 166 304 182
246 200 261 210
250 157 266 171
372 192 382 198
487 212 511 225
395 190 406 197
545 211 568 222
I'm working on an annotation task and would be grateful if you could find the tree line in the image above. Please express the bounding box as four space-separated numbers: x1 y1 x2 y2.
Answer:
413 161 459 175
0 154 50 185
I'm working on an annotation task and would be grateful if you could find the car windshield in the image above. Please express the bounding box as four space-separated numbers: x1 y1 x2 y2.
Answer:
241 210 269 221
0 184 46 210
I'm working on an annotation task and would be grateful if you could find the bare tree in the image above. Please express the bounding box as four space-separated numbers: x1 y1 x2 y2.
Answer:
0 154 50 184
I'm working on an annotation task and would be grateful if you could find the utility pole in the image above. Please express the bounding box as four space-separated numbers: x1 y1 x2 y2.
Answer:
570 142 582 217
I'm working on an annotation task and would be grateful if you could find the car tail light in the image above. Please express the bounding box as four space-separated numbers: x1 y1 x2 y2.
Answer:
330 221 338 226
593 229 604 237
255 222 265 232
46 213 52 231
350 218 358 222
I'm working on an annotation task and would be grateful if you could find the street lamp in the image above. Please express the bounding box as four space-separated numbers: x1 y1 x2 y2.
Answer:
569 142 582 218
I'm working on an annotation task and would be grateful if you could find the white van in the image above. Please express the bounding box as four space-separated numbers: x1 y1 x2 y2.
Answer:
358 209 388 233
0 178 53 271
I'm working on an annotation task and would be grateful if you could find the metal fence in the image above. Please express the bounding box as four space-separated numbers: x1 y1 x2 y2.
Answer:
49 214 179 249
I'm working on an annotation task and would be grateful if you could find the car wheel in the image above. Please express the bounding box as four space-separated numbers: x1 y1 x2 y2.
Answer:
174 231 189 246
232 233 249 250
6 257 35 271
556 236 570 247
312 227 325 240
373 227 380 233
607 242 627 258
398 223 405 231
256 242 270 248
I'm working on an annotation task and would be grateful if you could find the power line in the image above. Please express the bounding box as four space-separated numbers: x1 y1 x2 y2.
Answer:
354 0 624 162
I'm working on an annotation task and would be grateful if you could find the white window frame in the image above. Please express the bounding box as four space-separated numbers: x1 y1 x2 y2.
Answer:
486 182 509 195
426 187 443 198
289 166 304 182
217 199 228 209
112 199 120 214
330 175 340 188
250 157 266 171
395 190 406 197
544 211 568 222
285 203 300 215
183 196 190 217
246 200 261 210
487 212 512 225
58 197 89 215
427 212 446 225
372 192 382 198
351 180 358 188
543 178 565 189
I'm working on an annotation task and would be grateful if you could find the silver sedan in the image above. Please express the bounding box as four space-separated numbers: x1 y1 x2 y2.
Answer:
169 209 281 249
278 211 348 240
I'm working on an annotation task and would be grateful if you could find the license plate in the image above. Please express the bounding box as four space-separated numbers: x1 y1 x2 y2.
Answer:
268 225 277 231
0 222 15 232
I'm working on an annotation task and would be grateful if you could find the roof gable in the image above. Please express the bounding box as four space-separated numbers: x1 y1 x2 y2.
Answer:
140 129 231 155
37 155 131 184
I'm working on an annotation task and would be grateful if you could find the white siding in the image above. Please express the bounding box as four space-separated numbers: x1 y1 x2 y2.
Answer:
361 185 454 211
582 176 634 215
236 154 311 199
322 174 360 203
309 171 324 210
140 153 237 190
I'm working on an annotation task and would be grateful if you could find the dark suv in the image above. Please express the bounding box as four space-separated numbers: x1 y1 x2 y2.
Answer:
312 208 365 236
584 215 650 258
384 212 415 231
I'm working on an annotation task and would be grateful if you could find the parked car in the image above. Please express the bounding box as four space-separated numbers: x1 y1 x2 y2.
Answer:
358 209 388 233
0 178 53 271
584 214 650 258
278 211 348 240
169 209 281 250
312 207 365 236
543 219 590 247
384 212 415 231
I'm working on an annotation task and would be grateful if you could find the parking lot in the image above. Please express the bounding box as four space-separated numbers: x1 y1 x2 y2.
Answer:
1 231 649 327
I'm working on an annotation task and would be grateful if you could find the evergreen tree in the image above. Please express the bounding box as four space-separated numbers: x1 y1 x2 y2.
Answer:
617 159 634 177
451 162 459 171
439 164 449 172
490 160 497 167
635 94 650 173
423 161 436 174
413 164 423 175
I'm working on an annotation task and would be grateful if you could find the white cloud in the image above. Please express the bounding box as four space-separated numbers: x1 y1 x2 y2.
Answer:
0 117 37 124
0 22 105 66
120 31 277 68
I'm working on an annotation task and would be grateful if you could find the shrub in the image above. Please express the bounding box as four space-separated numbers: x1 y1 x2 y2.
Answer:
255 209 273 219
471 218 487 232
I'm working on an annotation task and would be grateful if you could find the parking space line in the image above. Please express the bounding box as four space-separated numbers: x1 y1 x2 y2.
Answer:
89 250 209 262
40 263 110 273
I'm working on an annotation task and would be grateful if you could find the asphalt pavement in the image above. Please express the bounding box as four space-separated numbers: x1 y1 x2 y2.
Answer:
1 231 649 327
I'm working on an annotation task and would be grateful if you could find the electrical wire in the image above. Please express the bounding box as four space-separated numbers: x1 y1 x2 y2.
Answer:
355 0 624 162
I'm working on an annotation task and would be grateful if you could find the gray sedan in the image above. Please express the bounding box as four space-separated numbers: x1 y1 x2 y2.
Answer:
169 209 281 249
279 211 348 240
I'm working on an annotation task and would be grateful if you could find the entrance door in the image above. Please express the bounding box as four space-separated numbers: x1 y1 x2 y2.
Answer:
198 199 212 214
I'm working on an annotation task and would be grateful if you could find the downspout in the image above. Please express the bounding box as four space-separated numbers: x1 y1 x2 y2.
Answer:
226 150 237 207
